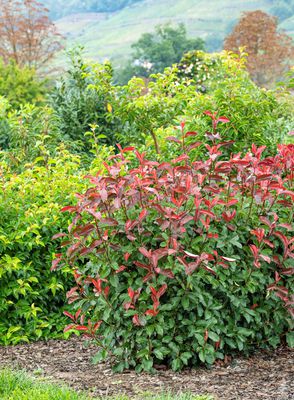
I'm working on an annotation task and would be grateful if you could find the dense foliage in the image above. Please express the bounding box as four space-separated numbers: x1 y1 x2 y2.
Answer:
0 61 45 109
50 50 116 150
0 46 293 362
115 51 294 156
0 103 60 160
0 149 85 344
117 23 205 84
53 115 294 371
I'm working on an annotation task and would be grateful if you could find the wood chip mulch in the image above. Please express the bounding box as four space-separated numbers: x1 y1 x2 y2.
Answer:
0 337 293 399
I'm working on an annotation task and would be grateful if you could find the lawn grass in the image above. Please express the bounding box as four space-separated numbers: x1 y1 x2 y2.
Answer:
0 368 212 400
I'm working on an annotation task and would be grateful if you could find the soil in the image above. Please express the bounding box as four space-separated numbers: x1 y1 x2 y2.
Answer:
0 337 293 399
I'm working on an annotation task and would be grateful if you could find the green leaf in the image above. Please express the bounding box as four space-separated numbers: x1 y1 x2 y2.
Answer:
171 358 182 371
142 358 153 371
180 351 192 364
208 331 220 342
286 332 294 348
153 349 164 360
181 296 190 310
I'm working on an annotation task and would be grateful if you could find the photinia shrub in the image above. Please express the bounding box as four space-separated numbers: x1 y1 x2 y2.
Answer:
53 112 294 372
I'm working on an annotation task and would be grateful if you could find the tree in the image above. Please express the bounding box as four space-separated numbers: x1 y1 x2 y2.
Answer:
0 0 63 70
224 10 294 87
117 23 205 83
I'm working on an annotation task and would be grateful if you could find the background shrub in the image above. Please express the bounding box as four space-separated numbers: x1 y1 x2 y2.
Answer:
50 49 117 151
0 60 45 109
0 104 61 165
115 51 294 158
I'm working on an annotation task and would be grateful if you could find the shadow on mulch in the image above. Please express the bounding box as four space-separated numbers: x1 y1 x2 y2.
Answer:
0 337 293 399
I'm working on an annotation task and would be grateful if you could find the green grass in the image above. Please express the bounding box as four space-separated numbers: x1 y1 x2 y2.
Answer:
54 0 294 66
0 369 212 400
0 369 91 400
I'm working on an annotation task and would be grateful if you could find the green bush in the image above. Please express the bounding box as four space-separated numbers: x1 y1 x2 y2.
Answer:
53 117 294 372
0 60 45 109
0 148 85 344
0 103 61 164
115 51 293 157
50 49 117 151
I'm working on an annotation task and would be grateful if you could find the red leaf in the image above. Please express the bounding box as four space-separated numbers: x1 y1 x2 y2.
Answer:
64 324 76 333
61 206 76 213
166 136 181 143
281 268 294 275
139 247 151 258
260 254 271 263
100 189 108 202
127 287 135 300
139 209 148 222
132 314 142 326
202 265 217 276
75 325 89 331
249 244 259 259
217 116 230 124
52 232 67 240
124 301 134 310
172 154 190 163
116 265 127 274
75 309 82 321
104 286 110 297
63 311 75 321
93 321 102 331
157 283 167 298
92 278 102 293
51 254 63 271
154 267 174 279
122 146 135 153
145 309 159 316
184 131 198 137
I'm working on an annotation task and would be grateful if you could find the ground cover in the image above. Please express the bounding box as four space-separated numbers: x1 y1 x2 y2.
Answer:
0 367 211 400
0 338 292 399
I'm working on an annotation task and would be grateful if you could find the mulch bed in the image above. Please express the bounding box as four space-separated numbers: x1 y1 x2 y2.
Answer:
0 337 293 399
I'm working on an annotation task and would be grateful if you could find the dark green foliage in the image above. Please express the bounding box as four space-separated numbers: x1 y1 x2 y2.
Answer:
116 23 205 84
50 49 116 151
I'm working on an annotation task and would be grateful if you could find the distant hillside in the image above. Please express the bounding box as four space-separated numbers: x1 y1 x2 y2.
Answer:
48 0 294 66
42 0 143 19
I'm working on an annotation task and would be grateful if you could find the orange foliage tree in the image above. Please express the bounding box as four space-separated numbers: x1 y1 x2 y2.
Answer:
224 10 294 87
0 0 63 71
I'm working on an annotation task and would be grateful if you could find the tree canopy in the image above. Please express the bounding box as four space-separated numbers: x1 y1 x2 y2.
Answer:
0 0 63 71
117 23 205 83
224 10 294 87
